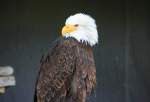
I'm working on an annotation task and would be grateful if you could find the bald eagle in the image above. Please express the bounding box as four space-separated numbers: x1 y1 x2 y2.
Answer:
34 13 98 102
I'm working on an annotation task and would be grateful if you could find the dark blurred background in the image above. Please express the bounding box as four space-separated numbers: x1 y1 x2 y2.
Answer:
0 0 149 102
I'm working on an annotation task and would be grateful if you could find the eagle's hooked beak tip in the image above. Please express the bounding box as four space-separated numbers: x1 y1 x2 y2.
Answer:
61 25 77 36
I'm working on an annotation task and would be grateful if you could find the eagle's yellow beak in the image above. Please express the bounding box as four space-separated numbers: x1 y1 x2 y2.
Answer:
61 25 77 36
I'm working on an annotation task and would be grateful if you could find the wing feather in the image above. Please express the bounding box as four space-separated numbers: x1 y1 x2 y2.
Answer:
71 45 96 102
35 38 77 102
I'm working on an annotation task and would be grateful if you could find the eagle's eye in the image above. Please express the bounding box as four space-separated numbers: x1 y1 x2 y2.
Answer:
74 24 79 27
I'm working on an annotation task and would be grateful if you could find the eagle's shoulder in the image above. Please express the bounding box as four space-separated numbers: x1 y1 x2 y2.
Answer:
48 37 79 58
58 37 79 47
40 37 78 64
50 37 79 50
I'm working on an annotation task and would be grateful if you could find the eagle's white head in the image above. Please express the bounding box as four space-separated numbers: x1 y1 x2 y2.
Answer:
61 13 98 46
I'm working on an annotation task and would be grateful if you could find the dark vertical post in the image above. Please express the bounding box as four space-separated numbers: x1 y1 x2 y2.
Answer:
125 0 130 102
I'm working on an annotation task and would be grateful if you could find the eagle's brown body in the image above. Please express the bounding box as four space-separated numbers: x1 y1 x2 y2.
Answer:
34 37 96 102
